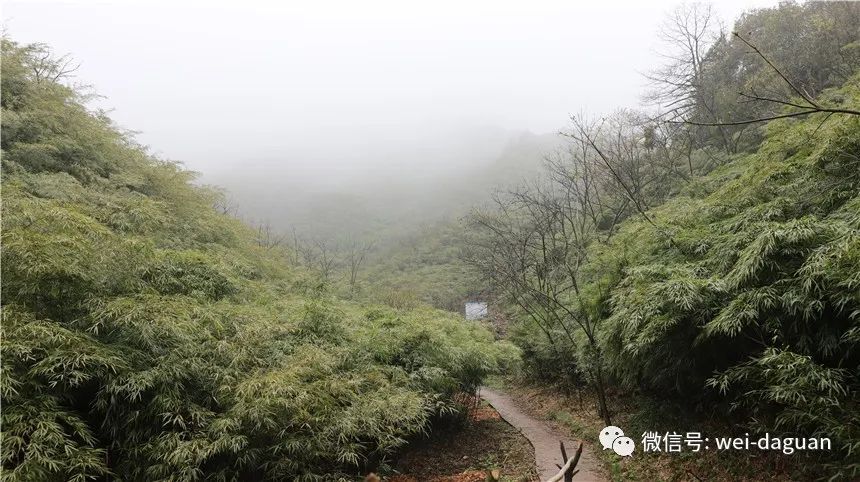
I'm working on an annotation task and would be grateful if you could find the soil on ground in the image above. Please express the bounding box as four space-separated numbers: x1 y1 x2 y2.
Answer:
390 400 538 482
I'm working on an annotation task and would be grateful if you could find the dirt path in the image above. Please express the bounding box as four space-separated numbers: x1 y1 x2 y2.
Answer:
480 388 604 482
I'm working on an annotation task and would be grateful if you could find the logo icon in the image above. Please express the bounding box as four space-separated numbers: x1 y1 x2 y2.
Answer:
600 426 635 457
613 436 635 457
600 426 624 450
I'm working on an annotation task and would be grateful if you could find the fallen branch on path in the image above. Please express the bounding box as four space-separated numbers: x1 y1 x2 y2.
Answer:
546 441 582 482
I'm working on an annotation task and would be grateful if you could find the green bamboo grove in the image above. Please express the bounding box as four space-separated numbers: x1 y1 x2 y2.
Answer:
0 39 518 480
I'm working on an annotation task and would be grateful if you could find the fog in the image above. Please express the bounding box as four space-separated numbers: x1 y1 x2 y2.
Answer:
4 0 777 233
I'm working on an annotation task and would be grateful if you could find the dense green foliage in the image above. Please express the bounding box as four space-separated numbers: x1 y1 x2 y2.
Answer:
0 39 517 480
362 221 481 312
3 1 859 480
465 2 860 478
596 84 860 473
653 1 860 155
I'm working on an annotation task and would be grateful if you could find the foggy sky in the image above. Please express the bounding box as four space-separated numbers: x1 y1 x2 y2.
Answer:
4 0 777 188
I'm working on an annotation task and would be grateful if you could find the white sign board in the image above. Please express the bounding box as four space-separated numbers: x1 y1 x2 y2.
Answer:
465 302 488 320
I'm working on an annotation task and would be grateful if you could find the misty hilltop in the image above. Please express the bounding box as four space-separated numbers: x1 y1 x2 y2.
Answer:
210 129 559 239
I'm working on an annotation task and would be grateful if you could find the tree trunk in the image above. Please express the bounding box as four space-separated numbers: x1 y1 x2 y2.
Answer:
594 364 612 427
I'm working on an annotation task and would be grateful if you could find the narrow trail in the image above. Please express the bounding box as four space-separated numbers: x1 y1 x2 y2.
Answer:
480 388 605 482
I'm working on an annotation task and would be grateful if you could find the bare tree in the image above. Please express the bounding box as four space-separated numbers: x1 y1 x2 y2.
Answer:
545 129 627 243
213 190 240 217
675 32 860 127
464 181 614 425
464 110 700 424
562 113 678 248
297 238 340 283
646 3 744 155
316 239 339 282
289 226 302 266
646 3 717 116
255 221 286 250
28 43 80 83
345 238 375 292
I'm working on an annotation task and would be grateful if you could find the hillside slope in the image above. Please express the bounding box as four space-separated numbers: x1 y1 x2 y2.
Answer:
0 39 517 480
503 76 860 478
